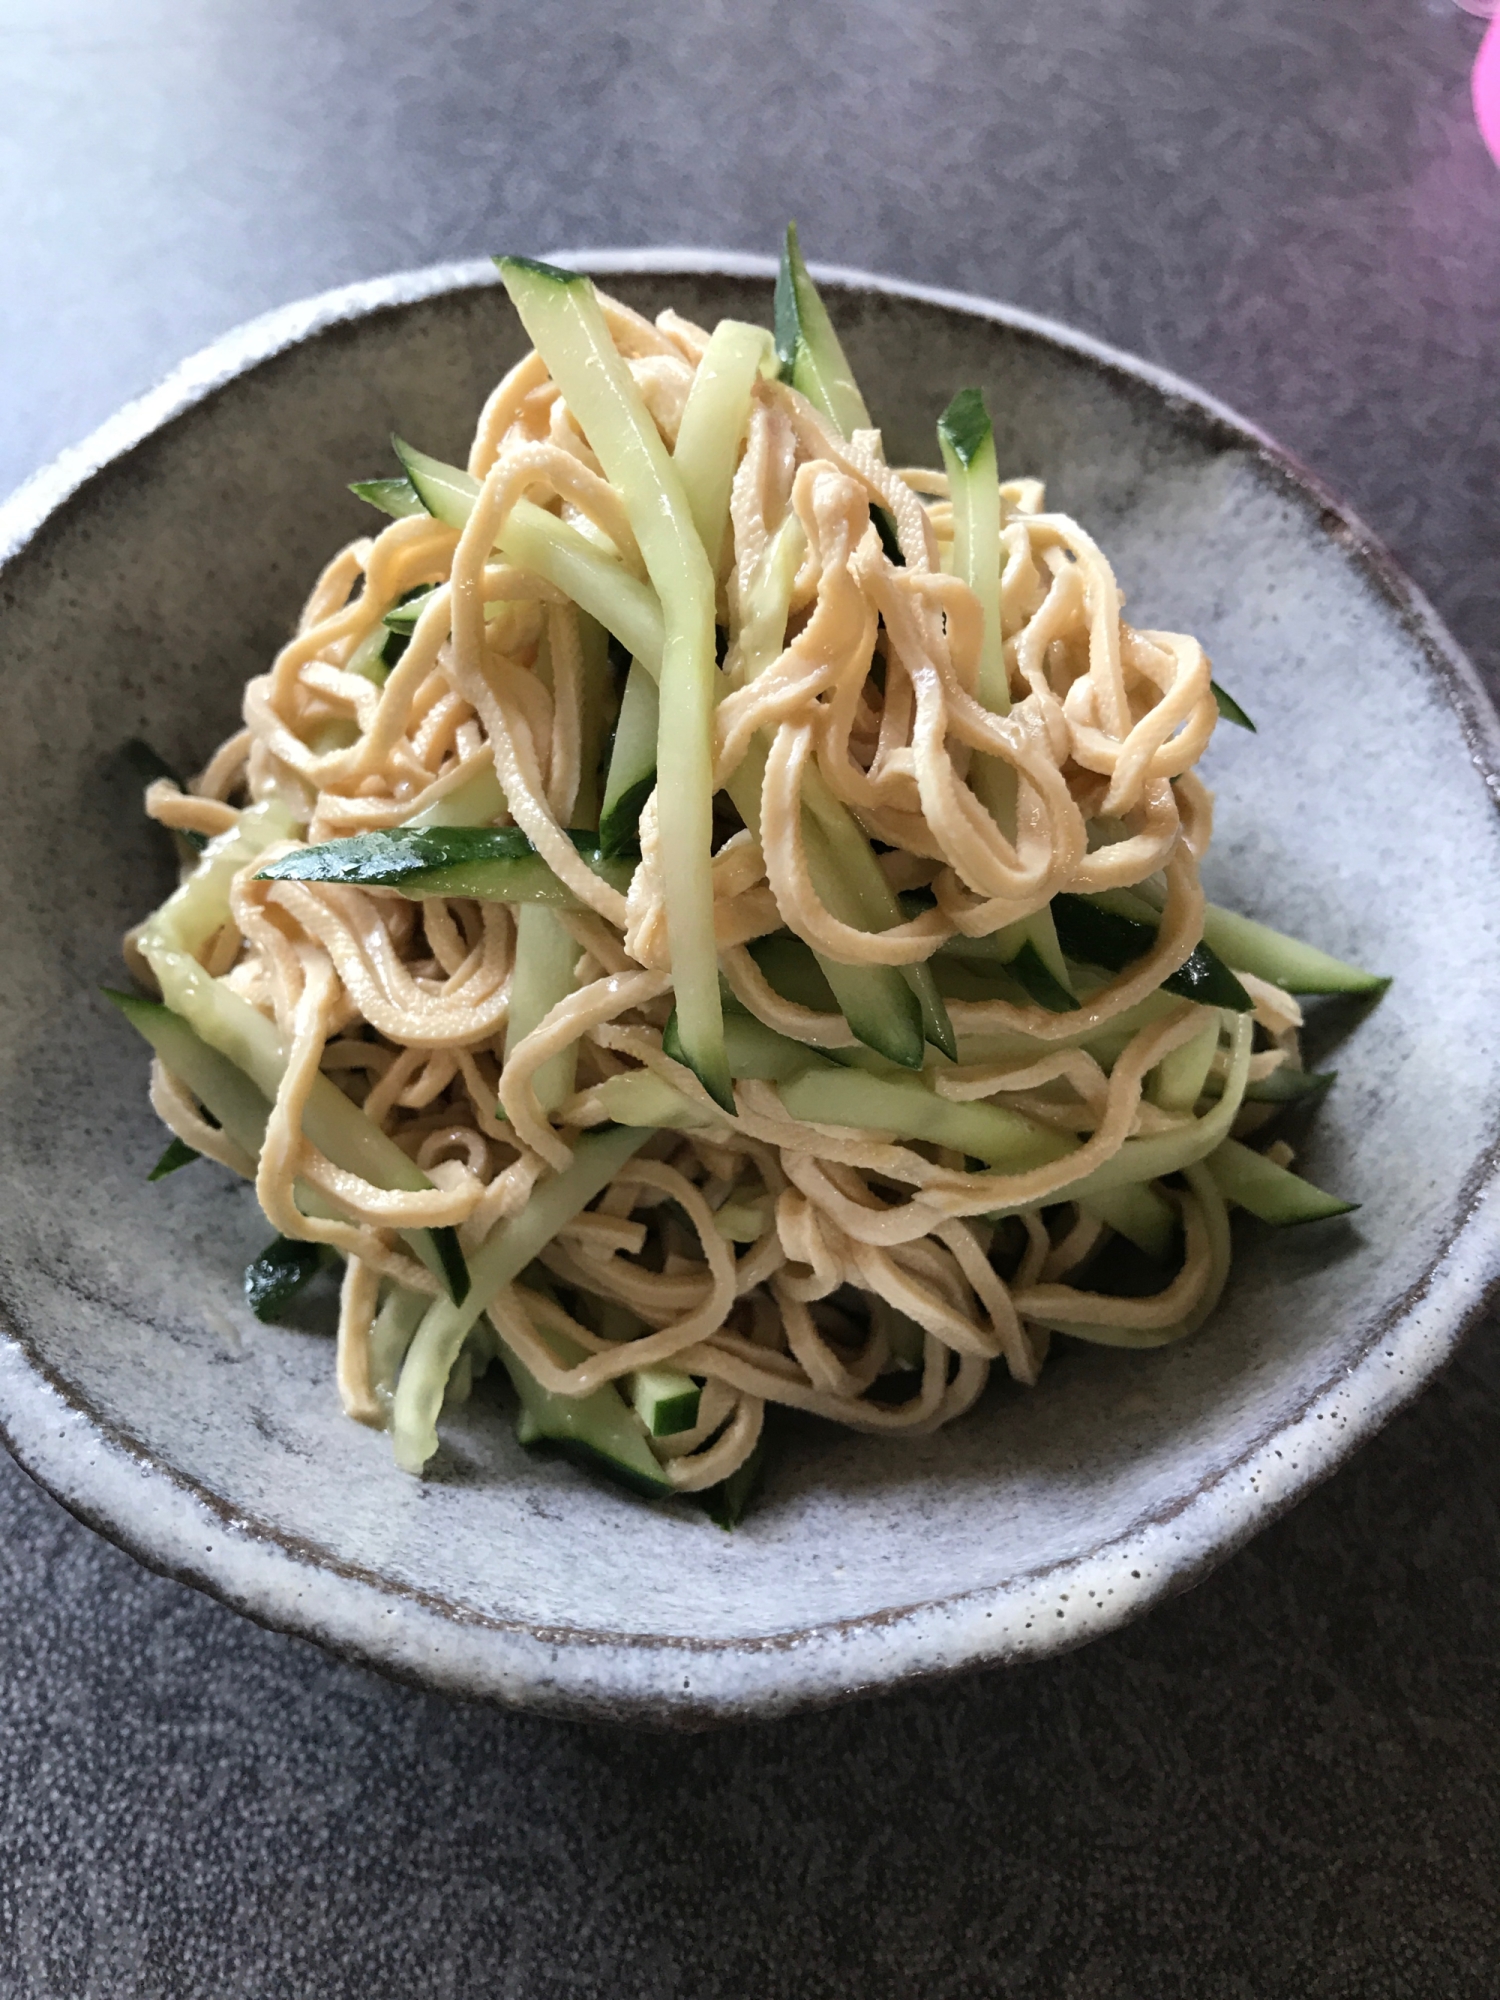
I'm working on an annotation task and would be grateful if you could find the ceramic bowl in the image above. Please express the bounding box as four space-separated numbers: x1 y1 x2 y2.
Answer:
2 254 1498 1726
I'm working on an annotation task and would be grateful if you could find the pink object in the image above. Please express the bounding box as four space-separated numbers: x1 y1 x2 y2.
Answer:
1476 14 1500 166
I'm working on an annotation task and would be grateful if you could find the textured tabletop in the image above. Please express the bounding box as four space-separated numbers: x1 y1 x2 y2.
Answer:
3 2 1499 1994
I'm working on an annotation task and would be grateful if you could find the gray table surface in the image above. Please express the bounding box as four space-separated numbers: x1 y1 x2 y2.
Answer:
3 2 1499 1994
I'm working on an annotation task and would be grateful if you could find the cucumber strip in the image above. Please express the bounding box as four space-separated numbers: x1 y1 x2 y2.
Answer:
778 1066 1073 1171
148 1135 200 1180
1150 1012 1221 1112
504 903 579 1115
1240 1066 1335 1106
1204 1137 1356 1223
774 222 873 437
746 932 838 1011
502 1314 672 1499
1051 894 1253 1011
1002 1017 1254 1213
664 1003 825 1082
744 932 933 1072
592 1069 723 1129
106 989 274 1163
345 624 392 688
702 1432 767 1529
123 739 208 855
404 763 507 829
391 1123 652 1472
244 1236 327 1322
630 1366 702 1439
938 388 1007 714
107 988 395 1249
370 1285 428 1407
725 639 932 1068
774 225 903 566
498 498 666 664
671 318 772 575
111 994 471 1319
138 814 468 1302
381 581 472 640
1022 905 1075 997
873 1297 927 1371
390 438 669 667
1079 1183 1178 1262
730 513 803 686
258 825 633 904
573 612 614 831
1199 903 1387 995
800 811 927 1068
799 762 955 1059
497 258 730 1110
1211 681 1256 731
388 439 480 529
349 476 426 520
1009 938 1081 1013
598 657 660 858
714 1198 773 1243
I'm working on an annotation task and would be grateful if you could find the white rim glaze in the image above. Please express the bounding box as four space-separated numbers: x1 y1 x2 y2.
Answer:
2 252 1498 1725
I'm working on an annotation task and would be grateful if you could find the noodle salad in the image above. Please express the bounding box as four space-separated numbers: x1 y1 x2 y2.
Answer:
113 232 1385 1521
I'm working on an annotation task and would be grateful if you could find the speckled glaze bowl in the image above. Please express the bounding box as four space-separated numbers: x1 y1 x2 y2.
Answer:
2 254 1498 1726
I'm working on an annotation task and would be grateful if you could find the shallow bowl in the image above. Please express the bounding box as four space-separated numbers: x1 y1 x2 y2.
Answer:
2 253 1498 1725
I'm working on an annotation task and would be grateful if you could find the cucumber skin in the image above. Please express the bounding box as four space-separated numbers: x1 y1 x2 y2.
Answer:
350 476 425 520
1205 1137 1357 1224
244 1236 325 1322
1008 939 1081 1013
259 826 633 904
774 223 872 437
496 259 730 1112
1200 904 1387 996
148 1136 201 1180
702 1433 767 1529
498 1314 672 1500
1051 895 1253 1012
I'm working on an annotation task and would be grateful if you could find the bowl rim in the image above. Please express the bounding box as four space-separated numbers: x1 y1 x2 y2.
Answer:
3 249 1499 1726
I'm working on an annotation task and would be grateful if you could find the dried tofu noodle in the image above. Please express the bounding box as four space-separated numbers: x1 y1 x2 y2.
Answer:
134 279 1276 1497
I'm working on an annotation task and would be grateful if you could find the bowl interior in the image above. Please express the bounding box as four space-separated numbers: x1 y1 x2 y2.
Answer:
2 265 1498 1718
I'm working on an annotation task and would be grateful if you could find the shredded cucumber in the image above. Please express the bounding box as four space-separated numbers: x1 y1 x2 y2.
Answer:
1199 903 1386 995
138 807 469 1302
598 658 660 858
148 1135 200 1180
1211 681 1256 731
497 258 731 1110
1079 1182 1179 1262
402 763 507 829
349 476 426 520
259 825 632 904
391 1123 650 1471
1007 1016 1255 1212
672 318 772 576
501 1313 672 1498
1051 894 1253 1011
391 438 668 666
778 1066 1073 1171
592 1068 722 1129
774 222 872 436
1150 1012 1221 1112
106 988 273 1162
573 613 615 830
1205 1137 1357 1223
939 388 1006 714
630 1366 702 1439
504 903 580 1115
